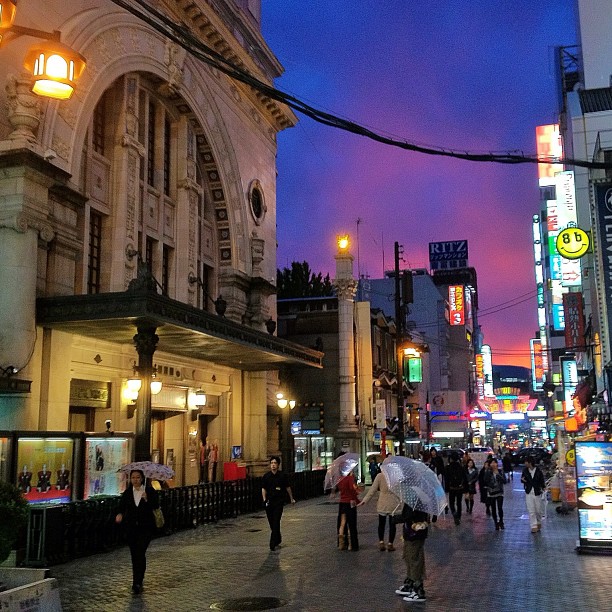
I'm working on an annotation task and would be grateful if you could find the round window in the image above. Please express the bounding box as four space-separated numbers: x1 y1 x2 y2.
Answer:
250 182 265 223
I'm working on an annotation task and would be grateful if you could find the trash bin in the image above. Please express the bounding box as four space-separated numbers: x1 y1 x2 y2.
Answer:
548 473 560 502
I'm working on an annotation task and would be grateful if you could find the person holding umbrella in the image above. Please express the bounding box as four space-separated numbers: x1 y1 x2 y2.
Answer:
115 469 160 594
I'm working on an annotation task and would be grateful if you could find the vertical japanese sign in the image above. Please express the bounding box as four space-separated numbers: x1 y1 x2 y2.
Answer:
530 339 544 392
475 353 485 399
563 292 585 351
448 285 465 326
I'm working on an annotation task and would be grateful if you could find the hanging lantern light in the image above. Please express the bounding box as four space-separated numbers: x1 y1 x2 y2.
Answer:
0 0 17 31
150 374 163 395
24 40 86 100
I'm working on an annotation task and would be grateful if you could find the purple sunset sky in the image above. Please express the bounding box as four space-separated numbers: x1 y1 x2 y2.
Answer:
261 1 577 367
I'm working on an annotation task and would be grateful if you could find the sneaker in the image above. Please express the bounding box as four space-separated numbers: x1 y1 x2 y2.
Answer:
409 587 426 602
395 583 414 596
386 543 395 551
378 541 386 551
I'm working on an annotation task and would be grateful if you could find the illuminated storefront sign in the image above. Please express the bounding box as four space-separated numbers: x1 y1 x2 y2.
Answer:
429 240 468 270
530 339 544 391
448 285 465 326
561 356 578 416
477 396 538 414
576 441 612 551
482 345 494 397
536 124 563 187
563 292 586 352
556 226 590 261
475 353 485 399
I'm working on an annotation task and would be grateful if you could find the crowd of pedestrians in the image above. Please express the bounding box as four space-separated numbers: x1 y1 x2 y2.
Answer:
321 446 550 604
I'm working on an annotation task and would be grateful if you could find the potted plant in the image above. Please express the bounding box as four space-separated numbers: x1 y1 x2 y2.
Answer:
0 482 61 608
0 481 29 566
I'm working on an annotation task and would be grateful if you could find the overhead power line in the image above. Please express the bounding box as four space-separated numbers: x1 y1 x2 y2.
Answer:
110 0 611 170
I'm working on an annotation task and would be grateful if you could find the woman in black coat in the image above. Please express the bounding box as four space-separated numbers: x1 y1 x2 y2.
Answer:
115 469 160 594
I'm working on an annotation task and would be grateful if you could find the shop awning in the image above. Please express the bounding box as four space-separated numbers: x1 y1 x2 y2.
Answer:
36 288 323 371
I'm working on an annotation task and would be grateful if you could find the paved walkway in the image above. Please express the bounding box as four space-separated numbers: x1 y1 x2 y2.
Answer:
51 470 611 611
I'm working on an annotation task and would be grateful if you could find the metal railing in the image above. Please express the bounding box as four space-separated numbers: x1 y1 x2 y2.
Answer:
22 470 326 567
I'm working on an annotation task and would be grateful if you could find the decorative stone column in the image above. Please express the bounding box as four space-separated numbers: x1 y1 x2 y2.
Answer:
133 324 159 462
333 243 359 439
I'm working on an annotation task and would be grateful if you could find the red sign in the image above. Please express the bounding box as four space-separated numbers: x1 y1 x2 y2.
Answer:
563 292 585 351
448 285 465 326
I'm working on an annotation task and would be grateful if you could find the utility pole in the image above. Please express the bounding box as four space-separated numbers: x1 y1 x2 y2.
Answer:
394 242 404 455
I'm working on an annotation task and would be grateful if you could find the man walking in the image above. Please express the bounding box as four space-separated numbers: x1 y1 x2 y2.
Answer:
261 456 295 550
521 455 546 533
446 452 467 525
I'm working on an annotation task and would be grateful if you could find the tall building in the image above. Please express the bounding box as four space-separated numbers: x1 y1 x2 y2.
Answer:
0 0 322 488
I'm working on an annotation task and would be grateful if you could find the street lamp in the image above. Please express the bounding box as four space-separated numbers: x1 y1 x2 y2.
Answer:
0 1 86 100
124 361 163 404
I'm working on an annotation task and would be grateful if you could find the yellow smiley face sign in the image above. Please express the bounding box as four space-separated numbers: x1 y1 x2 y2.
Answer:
556 227 590 260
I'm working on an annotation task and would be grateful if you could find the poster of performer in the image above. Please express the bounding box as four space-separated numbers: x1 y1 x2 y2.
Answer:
16 437 75 504
84 437 131 499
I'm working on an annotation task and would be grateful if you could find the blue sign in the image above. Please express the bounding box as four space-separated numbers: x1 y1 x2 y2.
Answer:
596 184 612 344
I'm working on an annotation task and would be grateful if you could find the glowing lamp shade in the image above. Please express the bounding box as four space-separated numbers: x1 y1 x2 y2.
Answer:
150 379 163 395
194 390 207 407
127 376 142 394
24 42 86 100
289 400 296 409
277 398 288 409
337 235 350 251
0 0 17 30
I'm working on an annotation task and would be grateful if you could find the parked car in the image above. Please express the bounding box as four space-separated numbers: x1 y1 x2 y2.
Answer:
464 446 494 468
511 447 551 465
438 448 465 464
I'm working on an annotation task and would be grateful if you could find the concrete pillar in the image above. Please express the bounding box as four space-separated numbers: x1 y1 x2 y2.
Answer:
333 240 359 441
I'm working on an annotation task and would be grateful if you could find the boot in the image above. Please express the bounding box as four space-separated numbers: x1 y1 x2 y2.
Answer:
495 522 500 531
469 499 474 513
500 521 505 530
465 499 470 512
338 534 345 550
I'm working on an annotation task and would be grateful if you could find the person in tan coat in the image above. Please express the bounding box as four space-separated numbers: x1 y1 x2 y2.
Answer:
359 471 402 551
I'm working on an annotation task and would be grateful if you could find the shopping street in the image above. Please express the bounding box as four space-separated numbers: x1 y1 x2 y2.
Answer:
50 471 610 612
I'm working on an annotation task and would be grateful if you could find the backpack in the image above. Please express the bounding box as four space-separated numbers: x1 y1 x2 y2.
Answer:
447 462 465 490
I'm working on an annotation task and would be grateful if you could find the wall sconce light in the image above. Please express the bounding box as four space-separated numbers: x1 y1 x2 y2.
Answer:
125 362 162 403
187 272 227 316
276 392 296 410
194 389 207 408
1 4 86 100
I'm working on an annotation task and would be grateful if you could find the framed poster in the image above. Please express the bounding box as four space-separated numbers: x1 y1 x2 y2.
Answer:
16 437 74 504
166 449 174 471
151 449 160 464
84 437 131 499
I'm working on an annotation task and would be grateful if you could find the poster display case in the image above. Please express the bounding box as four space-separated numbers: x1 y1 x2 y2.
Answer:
15 435 77 504
575 441 612 553
0 434 11 482
83 436 132 499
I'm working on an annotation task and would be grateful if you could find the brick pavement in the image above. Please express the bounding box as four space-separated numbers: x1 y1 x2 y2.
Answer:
51 470 612 611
